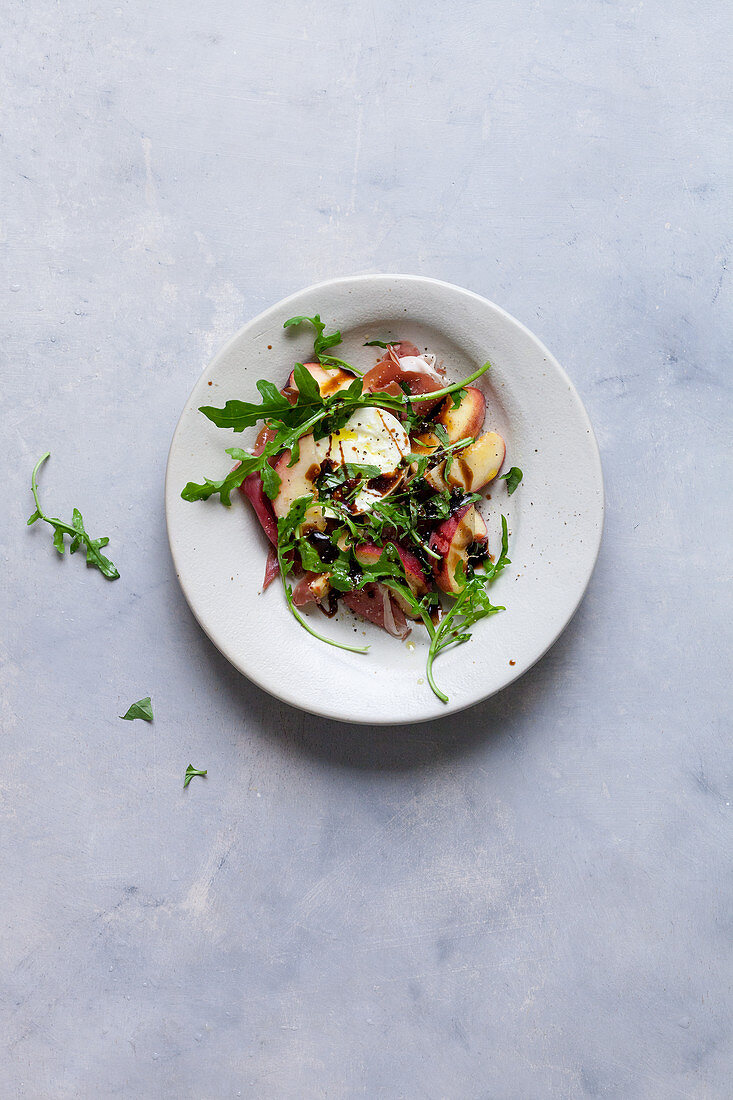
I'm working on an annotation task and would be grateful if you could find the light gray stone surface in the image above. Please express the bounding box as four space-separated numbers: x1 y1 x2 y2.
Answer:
1 1 730 1097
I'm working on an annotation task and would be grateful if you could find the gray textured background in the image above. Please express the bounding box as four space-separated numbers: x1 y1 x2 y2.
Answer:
2 1 731 1097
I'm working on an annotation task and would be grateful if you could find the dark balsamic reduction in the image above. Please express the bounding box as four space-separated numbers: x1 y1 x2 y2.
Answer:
467 540 489 565
318 592 340 618
309 531 339 564
449 488 474 514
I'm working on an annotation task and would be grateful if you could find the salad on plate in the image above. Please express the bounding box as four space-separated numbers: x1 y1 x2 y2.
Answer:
182 314 520 702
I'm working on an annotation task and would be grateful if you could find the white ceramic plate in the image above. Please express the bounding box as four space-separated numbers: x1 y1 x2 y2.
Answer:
165 275 603 723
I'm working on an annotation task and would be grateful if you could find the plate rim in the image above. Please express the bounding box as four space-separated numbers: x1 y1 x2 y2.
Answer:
165 273 604 724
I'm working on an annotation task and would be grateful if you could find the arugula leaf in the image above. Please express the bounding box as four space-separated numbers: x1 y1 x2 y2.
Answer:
483 514 511 581
185 373 415 508
353 544 408 586
432 422 449 446
363 339 399 348
181 448 262 506
182 389 331 505
259 462 282 500
410 361 492 404
292 362 322 402
28 454 120 579
343 462 382 479
341 377 364 400
296 538 329 573
69 508 84 553
284 313 363 375
283 314 317 330
317 462 383 495
499 466 523 495
198 394 291 433
283 314 337 359
120 696 154 722
184 764 207 788
403 453 430 479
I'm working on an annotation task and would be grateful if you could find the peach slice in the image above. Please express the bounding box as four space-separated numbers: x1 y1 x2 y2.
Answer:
436 387 486 444
283 362 356 401
446 431 506 493
410 387 486 458
271 434 325 530
423 464 449 493
429 504 488 594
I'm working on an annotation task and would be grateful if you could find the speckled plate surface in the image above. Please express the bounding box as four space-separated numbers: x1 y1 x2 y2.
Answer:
165 275 604 723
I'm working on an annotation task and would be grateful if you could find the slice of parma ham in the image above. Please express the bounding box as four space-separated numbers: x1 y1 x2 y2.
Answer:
239 423 280 546
362 346 445 413
342 583 411 640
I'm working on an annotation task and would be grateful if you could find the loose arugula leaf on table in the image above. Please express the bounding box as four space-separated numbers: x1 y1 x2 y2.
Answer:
184 764 207 788
27 453 120 579
499 466 523 495
120 696 154 722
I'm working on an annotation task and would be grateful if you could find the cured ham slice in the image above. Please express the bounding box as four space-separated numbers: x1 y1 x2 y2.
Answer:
342 583 411 640
362 346 445 413
239 424 280 545
262 545 280 590
240 472 278 546
292 572 331 607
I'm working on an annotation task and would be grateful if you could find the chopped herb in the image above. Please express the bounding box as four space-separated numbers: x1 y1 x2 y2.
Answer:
184 764 207 788
499 466 523 495
120 696 154 722
363 339 399 348
27 453 120 579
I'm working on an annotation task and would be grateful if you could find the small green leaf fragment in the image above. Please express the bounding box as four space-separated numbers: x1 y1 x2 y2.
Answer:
52 527 65 554
499 467 523 495
259 462 282 501
184 764 207 788
27 510 40 526
120 696 154 722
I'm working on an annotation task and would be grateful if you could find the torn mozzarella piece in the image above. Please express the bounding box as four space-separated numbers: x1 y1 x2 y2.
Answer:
322 407 409 474
391 353 442 382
